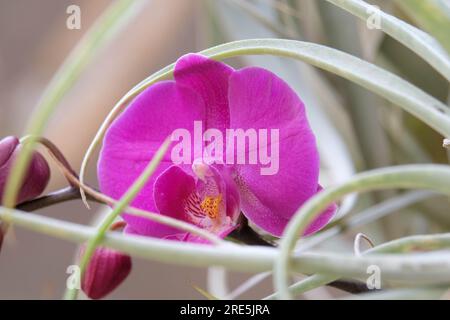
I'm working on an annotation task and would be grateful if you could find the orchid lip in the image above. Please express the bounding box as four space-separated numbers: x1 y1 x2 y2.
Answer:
187 161 238 234
184 192 223 226
183 164 232 232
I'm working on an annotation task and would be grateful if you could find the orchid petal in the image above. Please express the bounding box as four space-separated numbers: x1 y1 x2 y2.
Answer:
227 67 320 236
303 185 337 236
154 165 195 224
175 53 233 133
98 81 205 236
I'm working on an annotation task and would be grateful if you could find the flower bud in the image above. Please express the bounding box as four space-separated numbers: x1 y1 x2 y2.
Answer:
0 229 4 251
80 246 132 299
0 136 50 205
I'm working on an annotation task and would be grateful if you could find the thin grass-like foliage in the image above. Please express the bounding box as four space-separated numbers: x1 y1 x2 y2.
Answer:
1 0 450 300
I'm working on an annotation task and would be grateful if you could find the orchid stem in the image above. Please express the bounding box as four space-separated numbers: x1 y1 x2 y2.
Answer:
16 186 371 296
228 216 274 247
16 187 95 212
4 206 450 285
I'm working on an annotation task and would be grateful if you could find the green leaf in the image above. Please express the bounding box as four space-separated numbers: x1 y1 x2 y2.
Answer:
213 1 358 215
81 38 450 189
201 39 450 136
2 0 143 208
317 0 392 170
274 164 450 299
65 138 172 300
395 0 450 55
325 0 450 81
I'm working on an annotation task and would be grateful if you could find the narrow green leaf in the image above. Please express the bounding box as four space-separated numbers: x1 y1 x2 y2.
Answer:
318 0 392 170
274 164 450 299
202 40 450 136
214 1 358 214
395 0 450 54
81 39 450 195
2 0 142 209
325 0 450 81
65 138 171 300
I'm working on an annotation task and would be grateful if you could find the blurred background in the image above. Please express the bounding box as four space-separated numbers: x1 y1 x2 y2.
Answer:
0 0 449 299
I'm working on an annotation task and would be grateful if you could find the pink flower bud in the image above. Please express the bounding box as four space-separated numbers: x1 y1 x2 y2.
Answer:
80 246 132 299
0 136 50 204
0 230 3 251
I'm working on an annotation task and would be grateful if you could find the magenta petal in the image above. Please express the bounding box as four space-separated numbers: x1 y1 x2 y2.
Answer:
228 67 320 237
154 164 239 243
242 186 336 237
174 54 234 133
303 186 337 236
154 165 195 224
241 192 290 236
0 136 18 166
211 164 241 222
124 166 194 238
98 81 205 236
192 161 241 224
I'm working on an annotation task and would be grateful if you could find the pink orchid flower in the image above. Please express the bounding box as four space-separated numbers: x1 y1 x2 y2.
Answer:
98 54 336 242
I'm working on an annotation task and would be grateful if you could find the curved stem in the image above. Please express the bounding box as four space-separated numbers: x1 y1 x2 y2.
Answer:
2 0 141 210
80 39 450 206
229 219 371 295
268 231 450 299
4 206 450 284
15 136 225 246
353 233 375 256
16 187 91 212
231 191 437 299
325 0 450 81
65 138 170 300
15 185 370 295
274 165 450 299
301 190 437 250
366 233 450 254
21 136 79 186
264 274 337 300
47 143 225 247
